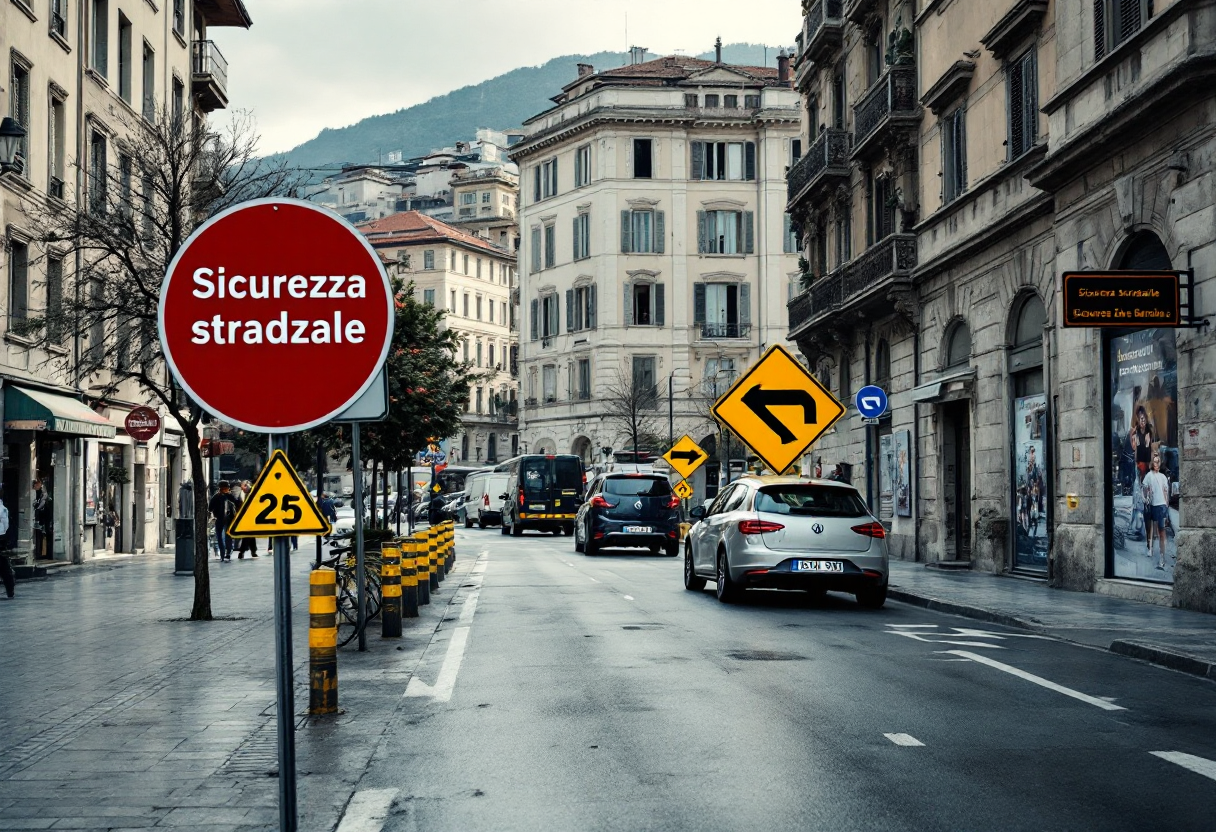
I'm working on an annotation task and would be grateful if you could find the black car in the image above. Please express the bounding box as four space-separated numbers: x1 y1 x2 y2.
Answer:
574 473 681 556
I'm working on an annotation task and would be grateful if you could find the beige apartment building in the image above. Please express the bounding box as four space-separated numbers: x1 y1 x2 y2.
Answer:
1 0 251 565
786 0 1216 613
358 211 519 465
509 50 802 487
449 165 520 253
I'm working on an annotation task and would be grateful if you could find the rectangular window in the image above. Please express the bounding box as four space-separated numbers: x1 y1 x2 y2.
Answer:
570 284 596 331
577 358 591 400
835 212 852 267
544 223 556 269
461 192 476 205
118 153 133 233
172 76 184 125
867 169 895 245
744 94 761 108
832 66 846 129
698 210 754 255
690 141 756 181
482 191 491 203
703 358 737 397
173 0 185 35
633 138 653 179
51 0 68 38
141 42 155 120
942 107 968 204
489 343 496 366
684 93 699 107
450 289 456 311
540 158 558 198
463 254 469 275
791 139 803 165
574 144 591 187
46 256 64 344
476 258 482 278
476 387 483 413
866 23 884 87
462 338 469 362
8 241 29 324
1095 0 1150 60
476 341 483 367
783 213 799 253
140 172 155 240
530 226 542 272
724 94 738 108
10 60 31 173
621 209 665 254
118 13 132 103
463 294 470 317
632 356 657 409
89 130 107 215
704 94 720 108
476 296 483 321
541 294 559 340
423 288 435 306
488 300 494 323
1007 49 1038 160
573 212 591 260
502 301 508 325
48 92 65 197
92 0 109 76
542 365 557 403
695 282 751 338
628 282 665 327
423 249 435 269
532 166 541 202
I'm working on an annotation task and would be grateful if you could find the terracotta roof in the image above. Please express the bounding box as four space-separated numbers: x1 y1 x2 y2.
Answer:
356 211 510 257
602 56 779 80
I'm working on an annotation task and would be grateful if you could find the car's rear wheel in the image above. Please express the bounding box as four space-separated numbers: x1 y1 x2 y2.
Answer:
465 515 474 529
510 518 523 537
574 524 585 553
563 523 575 536
500 519 509 535
684 546 706 591
584 523 599 556
716 550 741 603
855 585 888 609
478 518 487 529
664 540 679 557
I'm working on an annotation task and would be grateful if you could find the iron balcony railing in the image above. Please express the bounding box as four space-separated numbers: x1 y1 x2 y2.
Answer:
845 233 916 299
192 40 228 96
788 291 813 334
803 0 844 63
786 128 851 207
853 65 919 153
700 322 753 339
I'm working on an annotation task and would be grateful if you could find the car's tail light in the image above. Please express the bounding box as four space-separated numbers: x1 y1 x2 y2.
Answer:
590 495 617 509
518 489 525 506
665 494 680 509
852 522 886 538
739 519 785 535
483 494 490 507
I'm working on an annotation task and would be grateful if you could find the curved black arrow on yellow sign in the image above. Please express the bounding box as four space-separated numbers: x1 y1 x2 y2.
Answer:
740 385 817 444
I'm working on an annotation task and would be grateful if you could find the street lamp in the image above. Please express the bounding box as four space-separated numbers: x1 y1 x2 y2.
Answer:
0 116 27 175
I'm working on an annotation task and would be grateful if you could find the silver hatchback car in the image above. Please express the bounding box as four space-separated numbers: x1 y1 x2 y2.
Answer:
684 475 889 607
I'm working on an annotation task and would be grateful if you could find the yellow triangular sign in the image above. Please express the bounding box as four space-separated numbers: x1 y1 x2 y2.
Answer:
228 450 332 538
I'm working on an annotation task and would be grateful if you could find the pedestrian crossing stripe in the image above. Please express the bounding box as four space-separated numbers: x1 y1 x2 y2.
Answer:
228 449 332 538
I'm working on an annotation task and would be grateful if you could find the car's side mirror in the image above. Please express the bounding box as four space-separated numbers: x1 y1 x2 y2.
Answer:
499 493 509 500
689 505 706 520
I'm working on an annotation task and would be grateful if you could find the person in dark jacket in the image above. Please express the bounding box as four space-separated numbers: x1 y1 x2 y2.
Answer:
209 481 239 561
235 480 258 559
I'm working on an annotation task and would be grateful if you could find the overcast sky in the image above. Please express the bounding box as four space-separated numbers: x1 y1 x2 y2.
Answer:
210 0 802 155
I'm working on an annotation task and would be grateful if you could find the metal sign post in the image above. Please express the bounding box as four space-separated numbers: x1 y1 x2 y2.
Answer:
352 423 367 652
269 434 297 832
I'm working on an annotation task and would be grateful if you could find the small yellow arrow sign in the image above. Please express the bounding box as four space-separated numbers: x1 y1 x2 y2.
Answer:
712 344 845 475
673 479 694 500
228 450 332 538
662 435 709 481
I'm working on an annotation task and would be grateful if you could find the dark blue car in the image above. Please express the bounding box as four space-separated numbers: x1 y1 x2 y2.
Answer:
574 473 681 556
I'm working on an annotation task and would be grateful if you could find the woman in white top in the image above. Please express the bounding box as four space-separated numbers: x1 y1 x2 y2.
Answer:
1142 454 1171 570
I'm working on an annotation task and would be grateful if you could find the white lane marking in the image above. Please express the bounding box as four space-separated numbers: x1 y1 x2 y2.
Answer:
623 595 634 601
951 628 1054 641
942 650 1127 711
1150 751 1216 782
336 788 398 832
589 577 600 583
405 555 485 703
892 632 1007 648
888 624 940 629
884 733 925 747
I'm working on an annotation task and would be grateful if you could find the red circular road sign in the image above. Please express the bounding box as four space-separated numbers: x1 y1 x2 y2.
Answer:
124 406 162 441
159 199 394 433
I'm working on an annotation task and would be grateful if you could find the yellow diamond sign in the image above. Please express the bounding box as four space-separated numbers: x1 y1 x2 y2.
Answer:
662 435 709 481
712 344 845 475
228 449 332 538
673 479 694 500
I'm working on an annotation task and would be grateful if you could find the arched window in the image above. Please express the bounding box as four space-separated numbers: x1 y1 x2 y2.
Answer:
945 321 971 368
1119 230 1171 270
1012 294 1046 351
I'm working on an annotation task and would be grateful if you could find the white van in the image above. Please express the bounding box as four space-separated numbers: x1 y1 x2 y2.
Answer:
462 471 512 528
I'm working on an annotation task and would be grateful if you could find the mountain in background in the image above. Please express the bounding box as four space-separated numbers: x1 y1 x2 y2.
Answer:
274 43 790 174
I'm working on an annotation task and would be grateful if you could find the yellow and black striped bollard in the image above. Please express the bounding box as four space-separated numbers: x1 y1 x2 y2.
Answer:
399 538 419 618
428 526 441 591
381 547 402 638
415 532 431 605
309 567 338 714
444 520 455 573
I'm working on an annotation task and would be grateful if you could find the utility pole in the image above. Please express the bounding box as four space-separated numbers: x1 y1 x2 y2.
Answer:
668 372 674 449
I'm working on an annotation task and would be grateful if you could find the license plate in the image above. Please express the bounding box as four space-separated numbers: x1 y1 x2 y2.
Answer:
794 560 843 572
623 525 652 534
529 504 546 511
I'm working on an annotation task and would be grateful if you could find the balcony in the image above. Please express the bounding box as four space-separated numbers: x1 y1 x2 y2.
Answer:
191 40 229 112
801 0 844 66
787 234 916 340
844 0 878 25
852 65 921 160
699 322 753 340
785 128 851 211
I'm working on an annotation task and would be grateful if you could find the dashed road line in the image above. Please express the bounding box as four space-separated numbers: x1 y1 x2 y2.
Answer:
336 788 399 832
884 733 925 747
942 650 1127 711
1150 751 1216 782
623 595 635 601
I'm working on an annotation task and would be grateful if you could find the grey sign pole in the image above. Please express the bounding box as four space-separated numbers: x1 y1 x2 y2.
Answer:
352 422 367 651
269 433 298 832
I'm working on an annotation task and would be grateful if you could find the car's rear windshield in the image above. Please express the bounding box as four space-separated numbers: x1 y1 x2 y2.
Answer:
521 456 584 499
755 484 868 517
604 476 672 497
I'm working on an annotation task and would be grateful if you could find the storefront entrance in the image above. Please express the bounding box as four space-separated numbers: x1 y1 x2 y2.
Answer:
942 401 972 560
1009 293 1049 574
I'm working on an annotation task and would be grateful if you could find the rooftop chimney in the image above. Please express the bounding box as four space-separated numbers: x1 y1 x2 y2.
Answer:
629 45 647 65
577 62 594 77
715 36 723 64
777 50 790 85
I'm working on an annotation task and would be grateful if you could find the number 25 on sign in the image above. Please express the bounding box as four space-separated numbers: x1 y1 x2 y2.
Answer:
228 450 331 538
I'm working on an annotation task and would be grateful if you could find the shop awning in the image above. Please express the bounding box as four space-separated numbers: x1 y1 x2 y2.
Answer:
910 368 977 404
4 386 117 438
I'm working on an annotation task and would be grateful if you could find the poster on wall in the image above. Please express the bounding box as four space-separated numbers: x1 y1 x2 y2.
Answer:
894 431 912 517
84 449 99 526
1110 328 1179 582
878 434 894 520
1013 394 1048 571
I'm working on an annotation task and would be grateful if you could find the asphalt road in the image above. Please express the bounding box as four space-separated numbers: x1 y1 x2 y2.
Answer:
349 527 1216 832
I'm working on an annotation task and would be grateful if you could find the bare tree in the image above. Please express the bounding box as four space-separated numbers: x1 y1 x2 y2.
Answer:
601 366 665 460
16 107 302 620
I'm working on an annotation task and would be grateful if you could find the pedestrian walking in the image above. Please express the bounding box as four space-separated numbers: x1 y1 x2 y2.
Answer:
318 491 338 528
0 496 14 598
32 479 51 560
208 481 239 562
235 480 258 559
1142 454 1171 570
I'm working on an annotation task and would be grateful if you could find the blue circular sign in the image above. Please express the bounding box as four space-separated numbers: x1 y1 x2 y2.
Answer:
855 385 889 419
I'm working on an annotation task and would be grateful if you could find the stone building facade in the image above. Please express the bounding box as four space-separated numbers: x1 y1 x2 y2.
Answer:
786 0 1215 611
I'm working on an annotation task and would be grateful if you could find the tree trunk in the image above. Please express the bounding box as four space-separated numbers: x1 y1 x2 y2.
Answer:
181 419 212 620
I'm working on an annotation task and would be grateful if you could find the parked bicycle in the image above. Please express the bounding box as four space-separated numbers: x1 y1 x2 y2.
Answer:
322 539 384 647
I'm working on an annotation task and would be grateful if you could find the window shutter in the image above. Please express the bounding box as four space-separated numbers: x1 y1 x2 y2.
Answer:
693 283 706 324
697 211 708 254
690 141 704 180
623 282 633 326
744 142 756 181
655 283 665 327
572 216 580 260
549 297 559 336
545 225 555 268
1094 0 1107 59
1007 59 1023 160
783 214 793 253
655 211 666 254
531 227 541 272
566 288 574 333
589 284 597 329
530 298 539 341
620 210 632 253
740 282 751 326
743 211 755 254
956 109 968 194
1022 51 1038 151
533 167 541 202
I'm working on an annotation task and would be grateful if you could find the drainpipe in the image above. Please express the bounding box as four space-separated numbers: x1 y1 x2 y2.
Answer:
71 1 87 564
912 324 921 563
